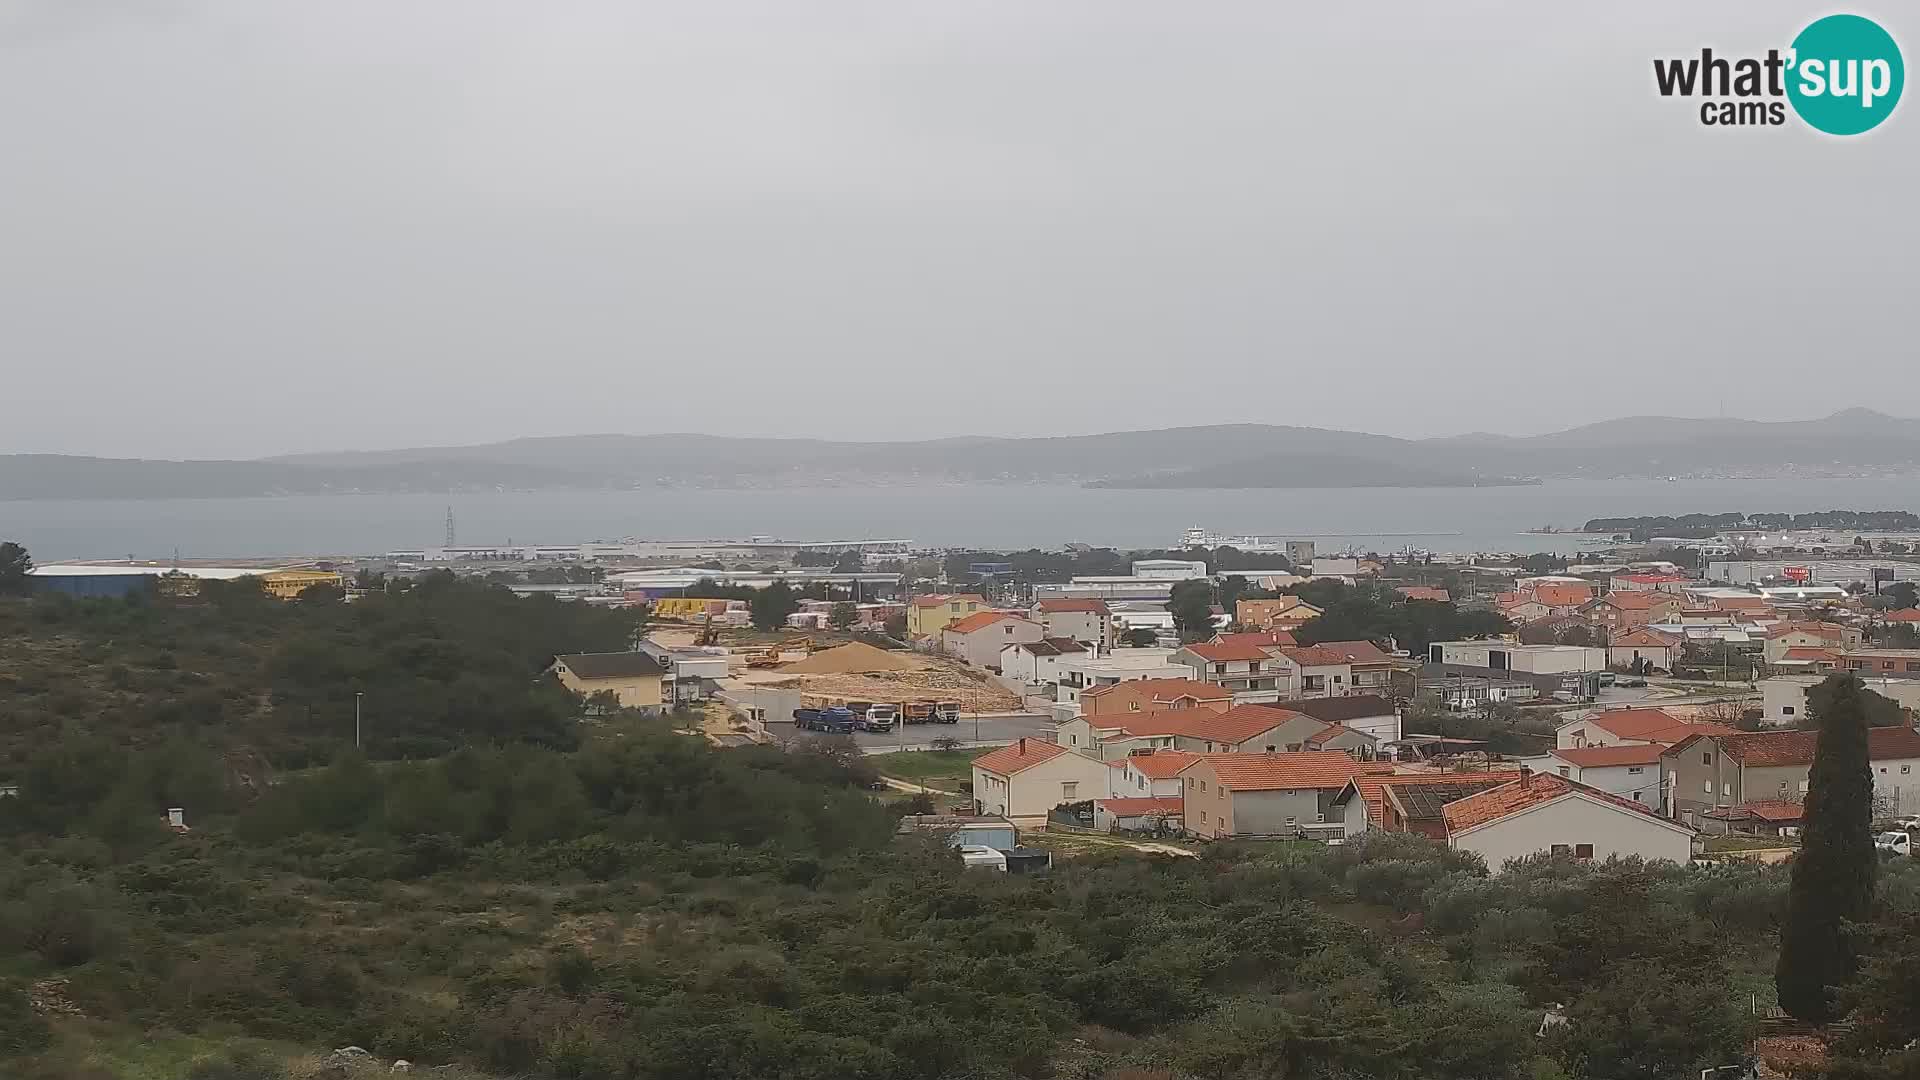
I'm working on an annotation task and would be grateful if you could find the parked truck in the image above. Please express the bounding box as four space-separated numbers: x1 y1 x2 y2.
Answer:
792 706 858 734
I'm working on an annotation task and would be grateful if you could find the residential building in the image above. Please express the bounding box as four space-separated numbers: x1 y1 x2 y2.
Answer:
1110 748 1201 797
1235 596 1324 631
1556 707 1737 750
637 638 729 704
1840 648 1920 676
1093 796 1184 832
1079 677 1233 717
1312 557 1362 578
1180 753 1391 839
1761 622 1861 664
1529 583 1595 612
1297 640 1400 693
1610 573 1691 594
1662 726 1920 822
1698 800 1806 837
550 651 668 712
1062 704 1361 760
1030 598 1112 649
998 638 1088 687
1173 639 1292 703
971 739 1116 819
941 612 1045 669
1053 651 1195 705
1429 641 1608 675
1518 744 1666 809
1581 591 1681 630
1496 596 1552 623
1440 771 1696 870
1333 772 1521 839
1281 693 1402 743
1761 672 1920 727
1773 646 1842 673
1274 644 1365 697
1606 629 1683 673
906 594 987 639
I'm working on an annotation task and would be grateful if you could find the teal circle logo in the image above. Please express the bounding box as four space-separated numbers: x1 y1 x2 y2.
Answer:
1787 14 1904 135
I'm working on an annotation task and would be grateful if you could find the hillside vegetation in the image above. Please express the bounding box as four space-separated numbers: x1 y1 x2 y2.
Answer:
4 580 1920 1079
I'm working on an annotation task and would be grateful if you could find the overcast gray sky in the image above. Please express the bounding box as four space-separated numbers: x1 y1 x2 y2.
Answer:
2 1 1913 459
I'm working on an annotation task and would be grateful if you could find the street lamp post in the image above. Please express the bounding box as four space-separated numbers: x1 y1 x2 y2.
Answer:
354 692 364 750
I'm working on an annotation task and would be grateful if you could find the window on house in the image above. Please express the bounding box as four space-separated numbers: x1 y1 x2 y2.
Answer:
1799 779 1809 794
1703 780 1713 793
1199 810 1207 823
1217 786 1224 800
1782 706 1795 715
1575 844 1594 860
1265 745 1276 752
1723 782 1733 796
1701 752 1713 765
1627 766 1644 774
1557 766 1570 777
1062 782 1077 800
1551 844 1571 855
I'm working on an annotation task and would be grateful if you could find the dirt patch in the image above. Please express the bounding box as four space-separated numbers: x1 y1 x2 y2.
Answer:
778 642 915 675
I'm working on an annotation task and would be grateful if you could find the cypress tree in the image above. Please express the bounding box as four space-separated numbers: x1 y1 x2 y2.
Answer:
1776 673 1878 1023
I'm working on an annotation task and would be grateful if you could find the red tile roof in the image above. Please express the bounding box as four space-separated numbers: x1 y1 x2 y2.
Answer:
1765 621 1849 640
1550 744 1666 768
944 611 1025 635
1397 586 1451 602
1212 629 1299 648
1121 749 1202 778
1306 723 1362 746
1576 708 1739 744
1781 646 1842 662
1096 796 1184 816
1441 771 1676 833
1280 645 1358 667
1182 639 1277 662
1306 640 1396 665
971 738 1069 775
1678 726 1920 768
1532 584 1594 608
1035 598 1110 614
1345 771 1522 828
1886 609 1920 623
1082 678 1231 702
1592 591 1671 610
1102 704 1305 745
1186 752 1392 792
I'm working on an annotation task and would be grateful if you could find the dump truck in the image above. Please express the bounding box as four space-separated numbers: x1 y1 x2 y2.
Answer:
793 706 858 734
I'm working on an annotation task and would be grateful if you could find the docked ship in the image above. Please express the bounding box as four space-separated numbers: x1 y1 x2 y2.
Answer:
1179 526 1289 552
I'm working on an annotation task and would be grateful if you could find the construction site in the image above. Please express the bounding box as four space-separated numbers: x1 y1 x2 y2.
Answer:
649 623 1021 714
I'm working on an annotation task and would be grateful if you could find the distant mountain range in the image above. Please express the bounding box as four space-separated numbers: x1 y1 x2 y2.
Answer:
8 408 1920 499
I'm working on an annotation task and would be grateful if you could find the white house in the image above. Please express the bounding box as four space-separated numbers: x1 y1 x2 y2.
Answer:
1030 599 1112 649
1430 641 1608 674
1555 707 1735 750
1440 772 1696 871
941 612 1045 670
1518 744 1666 810
1111 748 1201 798
971 739 1116 819
1053 649 1192 705
1761 673 1920 728
998 638 1088 688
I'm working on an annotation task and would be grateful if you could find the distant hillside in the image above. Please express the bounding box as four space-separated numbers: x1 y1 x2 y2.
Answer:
7 409 1920 498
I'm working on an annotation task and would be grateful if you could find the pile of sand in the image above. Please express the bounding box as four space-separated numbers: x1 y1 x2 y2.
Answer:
779 642 916 675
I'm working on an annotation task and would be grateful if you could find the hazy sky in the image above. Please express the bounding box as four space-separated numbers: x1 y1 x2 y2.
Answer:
2 1 1913 459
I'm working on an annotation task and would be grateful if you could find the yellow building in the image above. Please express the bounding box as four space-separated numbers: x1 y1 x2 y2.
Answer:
551 651 667 713
259 568 345 600
906 593 988 639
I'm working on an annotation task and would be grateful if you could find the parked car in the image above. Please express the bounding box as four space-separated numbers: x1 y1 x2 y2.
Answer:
1875 831 1913 856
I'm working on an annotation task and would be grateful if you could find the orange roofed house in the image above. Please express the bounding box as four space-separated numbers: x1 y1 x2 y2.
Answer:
939 611 1044 669
1332 772 1522 839
1556 707 1738 750
971 738 1116 819
1057 703 1376 761
1179 753 1392 839
1439 771 1696 870
1080 677 1232 717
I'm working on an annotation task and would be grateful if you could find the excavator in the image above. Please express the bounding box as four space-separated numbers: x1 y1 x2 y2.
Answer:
744 636 815 668
694 612 721 648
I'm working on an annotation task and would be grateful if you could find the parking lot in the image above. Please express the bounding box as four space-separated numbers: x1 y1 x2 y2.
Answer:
847 712 1052 753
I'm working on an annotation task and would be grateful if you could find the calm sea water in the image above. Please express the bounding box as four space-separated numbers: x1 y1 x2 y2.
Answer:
7 477 1920 562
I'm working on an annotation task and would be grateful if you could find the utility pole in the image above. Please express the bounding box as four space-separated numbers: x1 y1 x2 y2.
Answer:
355 691 364 749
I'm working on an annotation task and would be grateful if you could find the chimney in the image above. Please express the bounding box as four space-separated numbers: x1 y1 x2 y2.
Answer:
1018 737 1027 755
1518 766 1531 789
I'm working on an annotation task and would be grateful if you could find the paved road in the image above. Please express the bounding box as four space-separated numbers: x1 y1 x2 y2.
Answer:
851 713 1052 753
